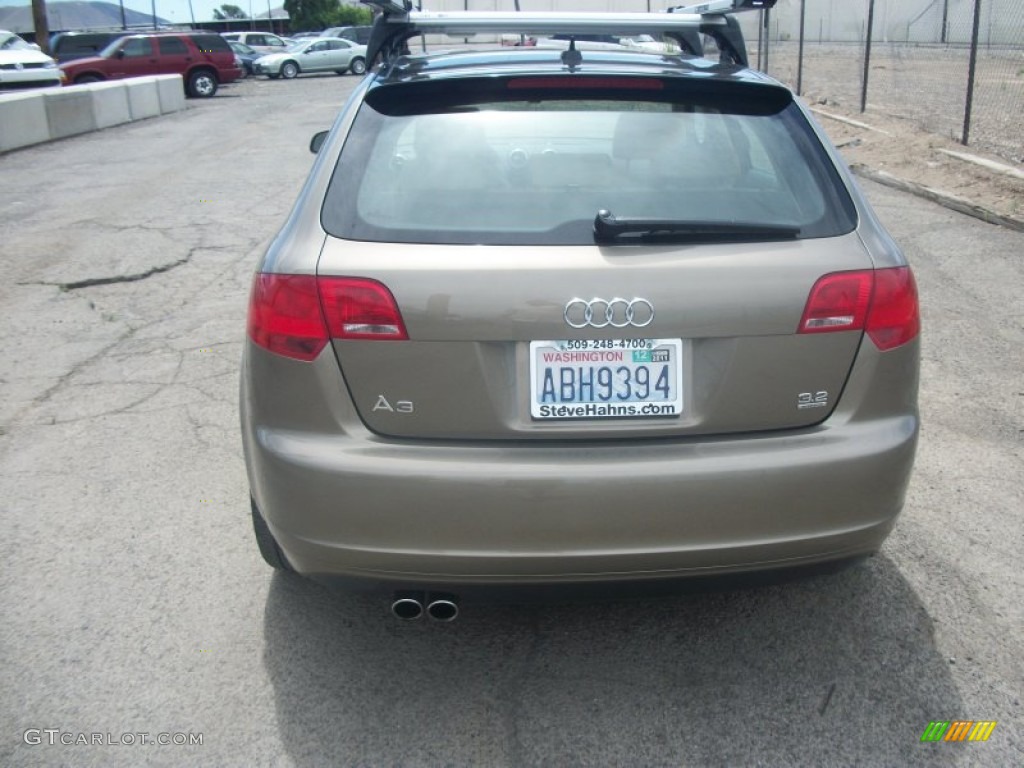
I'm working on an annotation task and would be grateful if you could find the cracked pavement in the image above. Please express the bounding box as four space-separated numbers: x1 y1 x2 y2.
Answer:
1 75 1021 767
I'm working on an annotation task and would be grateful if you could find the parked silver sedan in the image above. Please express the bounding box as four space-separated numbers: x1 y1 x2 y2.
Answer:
253 37 367 79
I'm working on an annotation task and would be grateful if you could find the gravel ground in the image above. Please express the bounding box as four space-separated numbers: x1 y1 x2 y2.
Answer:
810 100 1024 225
753 43 1024 225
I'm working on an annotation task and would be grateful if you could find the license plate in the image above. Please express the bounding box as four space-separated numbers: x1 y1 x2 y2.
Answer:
529 339 683 420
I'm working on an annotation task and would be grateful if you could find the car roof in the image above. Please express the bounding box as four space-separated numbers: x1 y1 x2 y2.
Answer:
117 31 216 38
52 30 126 37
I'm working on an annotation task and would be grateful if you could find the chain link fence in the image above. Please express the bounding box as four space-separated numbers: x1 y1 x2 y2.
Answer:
753 0 1024 163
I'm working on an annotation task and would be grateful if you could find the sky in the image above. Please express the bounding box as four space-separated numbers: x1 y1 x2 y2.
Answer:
0 1 287 25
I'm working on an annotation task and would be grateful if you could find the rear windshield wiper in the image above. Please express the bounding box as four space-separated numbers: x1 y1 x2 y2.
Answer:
594 210 801 242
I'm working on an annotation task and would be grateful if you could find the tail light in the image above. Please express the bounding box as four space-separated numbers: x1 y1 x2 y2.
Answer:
507 77 664 91
318 277 408 341
799 267 919 351
865 267 920 350
247 274 407 361
247 274 327 362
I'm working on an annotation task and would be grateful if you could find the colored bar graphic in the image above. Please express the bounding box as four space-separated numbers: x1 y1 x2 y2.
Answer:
968 721 997 742
921 720 997 742
944 721 973 741
921 721 950 742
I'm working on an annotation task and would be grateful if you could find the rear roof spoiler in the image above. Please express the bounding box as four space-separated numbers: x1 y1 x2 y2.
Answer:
361 0 777 70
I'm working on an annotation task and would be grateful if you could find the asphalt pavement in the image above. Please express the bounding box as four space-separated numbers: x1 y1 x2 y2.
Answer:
0 74 1021 767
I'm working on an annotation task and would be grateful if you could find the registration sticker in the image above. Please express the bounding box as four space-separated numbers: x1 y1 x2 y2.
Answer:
529 339 683 419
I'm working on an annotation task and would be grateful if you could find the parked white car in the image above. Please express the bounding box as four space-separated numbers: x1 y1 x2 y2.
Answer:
220 31 290 55
0 30 61 88
253 38 367 79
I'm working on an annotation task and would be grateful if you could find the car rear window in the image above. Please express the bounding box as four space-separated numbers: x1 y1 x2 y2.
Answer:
321 76 858 245
193 34 231 53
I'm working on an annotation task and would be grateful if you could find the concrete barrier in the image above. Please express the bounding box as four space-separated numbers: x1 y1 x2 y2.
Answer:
154 75 186 114
0 75 190 154
43 86 97 140
0 91 51 152
124 77 161 121
88 81 132 129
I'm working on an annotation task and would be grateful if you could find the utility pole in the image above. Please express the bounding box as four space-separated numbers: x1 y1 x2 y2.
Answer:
962 0 983 145
861 0 876 113
31 0 50 54
796 0 806 95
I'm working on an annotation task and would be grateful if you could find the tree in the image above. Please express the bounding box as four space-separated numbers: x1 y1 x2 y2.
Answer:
324 5 373 27
283 0 338 31
213 4 248 20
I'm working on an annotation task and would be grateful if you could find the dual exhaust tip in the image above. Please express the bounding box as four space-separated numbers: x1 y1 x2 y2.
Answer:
391 591 459 622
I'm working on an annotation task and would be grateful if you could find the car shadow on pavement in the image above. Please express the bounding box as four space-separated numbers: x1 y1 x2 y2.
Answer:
262 556 961 767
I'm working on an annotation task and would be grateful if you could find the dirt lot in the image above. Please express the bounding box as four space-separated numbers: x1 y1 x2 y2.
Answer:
763 42 1024 226
812 101 1024 225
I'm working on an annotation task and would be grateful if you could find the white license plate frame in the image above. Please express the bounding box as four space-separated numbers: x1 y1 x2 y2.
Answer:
529 338 684 420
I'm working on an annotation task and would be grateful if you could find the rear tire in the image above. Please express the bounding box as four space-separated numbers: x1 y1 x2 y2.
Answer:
349 57 366 75
251 497 291 571
187 69 218 98
280 61 299 79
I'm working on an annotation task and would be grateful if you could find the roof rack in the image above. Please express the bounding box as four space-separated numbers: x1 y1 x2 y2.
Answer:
361 0 777 70
667 0 775 13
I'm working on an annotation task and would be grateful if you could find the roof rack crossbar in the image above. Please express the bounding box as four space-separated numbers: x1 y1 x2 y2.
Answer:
667 0 776 13
362 3 777 69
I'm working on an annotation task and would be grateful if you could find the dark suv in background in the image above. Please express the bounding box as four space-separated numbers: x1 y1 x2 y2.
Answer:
49 31 128 63
320 25 372 45
59 31 241 97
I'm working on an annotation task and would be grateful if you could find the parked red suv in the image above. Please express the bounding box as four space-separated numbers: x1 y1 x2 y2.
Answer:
59 32 241 97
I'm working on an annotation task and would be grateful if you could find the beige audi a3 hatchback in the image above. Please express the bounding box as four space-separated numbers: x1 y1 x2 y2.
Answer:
241 5 920 620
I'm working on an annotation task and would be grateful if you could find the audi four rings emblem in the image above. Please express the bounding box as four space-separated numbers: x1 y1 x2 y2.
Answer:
564 298 655 329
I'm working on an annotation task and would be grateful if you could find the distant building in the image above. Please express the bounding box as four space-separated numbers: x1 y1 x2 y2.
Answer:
254 7 290 21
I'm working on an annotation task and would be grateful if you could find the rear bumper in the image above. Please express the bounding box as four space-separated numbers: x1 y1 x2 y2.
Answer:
222 66 243 83
250 419 911 585
242 341 919 587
